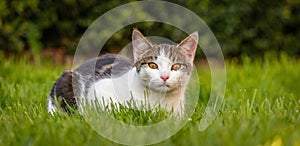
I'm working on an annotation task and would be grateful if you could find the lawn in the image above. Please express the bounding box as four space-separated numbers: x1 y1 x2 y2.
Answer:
0 52 299 146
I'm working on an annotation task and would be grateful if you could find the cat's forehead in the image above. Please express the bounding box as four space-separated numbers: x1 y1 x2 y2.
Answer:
152 44 188 63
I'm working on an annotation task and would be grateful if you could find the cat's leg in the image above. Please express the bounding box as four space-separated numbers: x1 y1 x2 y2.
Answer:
47 96 56 115
173 103 185 118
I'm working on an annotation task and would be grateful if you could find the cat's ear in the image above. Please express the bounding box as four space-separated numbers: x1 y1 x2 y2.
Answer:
132 29 153 60
177 31 198 62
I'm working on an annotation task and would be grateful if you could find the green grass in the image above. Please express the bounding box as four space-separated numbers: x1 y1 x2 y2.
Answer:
0 53 300 146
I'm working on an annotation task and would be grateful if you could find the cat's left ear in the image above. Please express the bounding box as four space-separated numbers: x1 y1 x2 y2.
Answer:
177 31 198 62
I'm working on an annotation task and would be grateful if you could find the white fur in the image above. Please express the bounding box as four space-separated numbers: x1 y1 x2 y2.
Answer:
85 54 188 115
47 97 56 115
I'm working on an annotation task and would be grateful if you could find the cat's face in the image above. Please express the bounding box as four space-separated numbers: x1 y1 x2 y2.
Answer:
132 29 198 92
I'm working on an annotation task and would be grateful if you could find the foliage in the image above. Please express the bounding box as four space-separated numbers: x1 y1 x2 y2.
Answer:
0 0 299 57
180 0 300 57
0 0 129 54
0 52 300 145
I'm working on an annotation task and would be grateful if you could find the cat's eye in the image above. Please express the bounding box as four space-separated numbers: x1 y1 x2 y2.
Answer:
148 62 158 69
171 64 181 71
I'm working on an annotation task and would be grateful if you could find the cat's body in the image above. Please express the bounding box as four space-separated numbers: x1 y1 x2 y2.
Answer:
47 29 198 116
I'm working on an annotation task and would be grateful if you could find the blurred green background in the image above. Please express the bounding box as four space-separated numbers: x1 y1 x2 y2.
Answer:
0 0 299 61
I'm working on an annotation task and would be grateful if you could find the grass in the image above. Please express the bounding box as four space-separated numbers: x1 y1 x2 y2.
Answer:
0 52 300 146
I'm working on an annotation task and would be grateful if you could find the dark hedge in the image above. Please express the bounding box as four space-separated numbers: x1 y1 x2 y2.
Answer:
1 0 299 57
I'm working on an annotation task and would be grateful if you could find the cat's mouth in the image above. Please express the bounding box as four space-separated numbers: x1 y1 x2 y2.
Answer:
147 81 174 91
164 84 170 88
160 83 171 88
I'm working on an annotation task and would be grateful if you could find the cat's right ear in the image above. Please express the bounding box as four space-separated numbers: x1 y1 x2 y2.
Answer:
132 29 153 60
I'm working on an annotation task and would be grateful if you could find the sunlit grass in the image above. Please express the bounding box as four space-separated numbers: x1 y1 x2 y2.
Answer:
0 52 299 146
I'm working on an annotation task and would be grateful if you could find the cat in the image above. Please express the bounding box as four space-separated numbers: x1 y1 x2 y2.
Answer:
47 29 198 116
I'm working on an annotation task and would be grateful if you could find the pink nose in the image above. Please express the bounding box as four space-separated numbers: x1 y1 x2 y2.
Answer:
160 76 169 82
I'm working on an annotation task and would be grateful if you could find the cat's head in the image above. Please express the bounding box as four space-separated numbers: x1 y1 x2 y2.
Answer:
132 29 198 92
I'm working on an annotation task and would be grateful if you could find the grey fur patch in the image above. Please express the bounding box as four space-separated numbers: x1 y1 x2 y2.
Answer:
48 54 133 112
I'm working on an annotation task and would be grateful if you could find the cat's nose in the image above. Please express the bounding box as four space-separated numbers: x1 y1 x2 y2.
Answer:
160 76 169 82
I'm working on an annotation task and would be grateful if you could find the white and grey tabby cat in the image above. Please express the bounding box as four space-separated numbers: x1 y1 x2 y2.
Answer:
47 29 198 116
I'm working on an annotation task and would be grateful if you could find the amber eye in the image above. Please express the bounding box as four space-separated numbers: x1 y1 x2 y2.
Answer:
171 64 181 71
148 62 158 69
